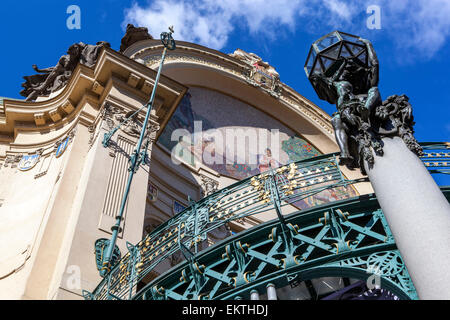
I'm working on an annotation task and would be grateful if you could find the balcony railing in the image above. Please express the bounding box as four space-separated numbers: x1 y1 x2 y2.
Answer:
83 142 449 300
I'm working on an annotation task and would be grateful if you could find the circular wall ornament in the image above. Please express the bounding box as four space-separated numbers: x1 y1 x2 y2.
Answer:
18 154 40 171
56 136 70 158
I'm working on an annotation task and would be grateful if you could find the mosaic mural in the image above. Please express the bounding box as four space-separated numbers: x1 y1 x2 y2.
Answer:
158 87 358 208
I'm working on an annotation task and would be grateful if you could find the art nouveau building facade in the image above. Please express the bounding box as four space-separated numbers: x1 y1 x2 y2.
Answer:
1 28 425 300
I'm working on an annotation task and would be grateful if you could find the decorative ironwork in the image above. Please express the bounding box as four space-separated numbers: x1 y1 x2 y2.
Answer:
84 144 448 300
420 142 450 175
131 198 420 300
95 239 121 277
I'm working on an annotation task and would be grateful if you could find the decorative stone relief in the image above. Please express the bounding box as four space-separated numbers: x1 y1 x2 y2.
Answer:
143 54 245 80
4 154 22 168
103 104 123 130
102 104 134 157
199 174 219 198
229 49 282 98
88 124 97 149
103 103 146 138
146 121 160 143
117 111 142 137
3 155 14 167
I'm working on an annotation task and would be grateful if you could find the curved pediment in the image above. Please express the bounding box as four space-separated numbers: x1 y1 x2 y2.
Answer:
123 39 337 155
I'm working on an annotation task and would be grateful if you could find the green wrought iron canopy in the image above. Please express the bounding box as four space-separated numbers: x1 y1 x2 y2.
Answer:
83 143 449 300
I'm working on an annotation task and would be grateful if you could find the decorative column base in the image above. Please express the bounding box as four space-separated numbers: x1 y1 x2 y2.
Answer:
365 136 450 299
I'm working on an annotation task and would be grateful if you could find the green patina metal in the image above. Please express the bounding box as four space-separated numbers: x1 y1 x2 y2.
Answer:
420 142 450 175
134 195 420 300
84 142 449 300
96 27 176 278
94 239 121 276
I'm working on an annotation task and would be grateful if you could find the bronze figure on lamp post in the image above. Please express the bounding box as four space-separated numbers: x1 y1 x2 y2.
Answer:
305 31 450 300
305 31 422 173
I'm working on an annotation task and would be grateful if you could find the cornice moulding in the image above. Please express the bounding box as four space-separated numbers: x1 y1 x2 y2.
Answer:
0 48 187 146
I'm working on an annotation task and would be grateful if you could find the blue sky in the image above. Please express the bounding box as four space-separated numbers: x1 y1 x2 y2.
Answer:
0 0 448 183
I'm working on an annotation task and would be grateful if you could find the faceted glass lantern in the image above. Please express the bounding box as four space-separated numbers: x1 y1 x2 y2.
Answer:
304 30 369 79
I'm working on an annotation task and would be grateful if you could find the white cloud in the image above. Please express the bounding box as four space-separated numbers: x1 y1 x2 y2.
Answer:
123 0 355 50
124 1 232 49
367 0 450 59
324 0 356 20
123 0 450 60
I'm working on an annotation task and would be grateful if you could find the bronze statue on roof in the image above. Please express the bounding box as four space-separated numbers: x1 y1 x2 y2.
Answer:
120 24 153 53
21 41 110 101
305 31 422 173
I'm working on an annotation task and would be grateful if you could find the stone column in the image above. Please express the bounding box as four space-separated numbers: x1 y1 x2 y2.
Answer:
365 136 450 299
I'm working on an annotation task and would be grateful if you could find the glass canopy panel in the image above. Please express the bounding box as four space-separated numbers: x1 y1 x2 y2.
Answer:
316 34 340 51
311 277 346 297
339 32 359 43
312 59 323 74
320 56 334 72
322 43 341 60
305 48 317 76
346 42 365 56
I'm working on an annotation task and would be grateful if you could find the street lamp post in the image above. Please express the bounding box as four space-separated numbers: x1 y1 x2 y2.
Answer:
305 31 450 299
98 26 176 277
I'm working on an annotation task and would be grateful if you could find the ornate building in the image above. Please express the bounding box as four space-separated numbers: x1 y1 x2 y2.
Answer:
0 26 448 300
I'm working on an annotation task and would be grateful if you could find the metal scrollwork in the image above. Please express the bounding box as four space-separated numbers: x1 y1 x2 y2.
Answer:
366 251 405 277
161 26 176 50
95 238 121 277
